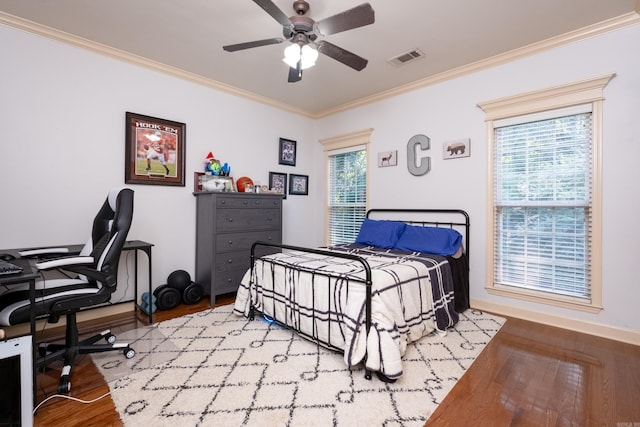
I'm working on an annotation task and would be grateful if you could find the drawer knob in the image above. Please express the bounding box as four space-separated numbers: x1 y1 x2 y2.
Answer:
228 240 233 245
255 200 261 205
227 278 232 283
243 200 248 205
228 218 233 222
227 259 233 264
221 200 226 205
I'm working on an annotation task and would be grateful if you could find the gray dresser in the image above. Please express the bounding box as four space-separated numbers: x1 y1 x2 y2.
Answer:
194 191 283 306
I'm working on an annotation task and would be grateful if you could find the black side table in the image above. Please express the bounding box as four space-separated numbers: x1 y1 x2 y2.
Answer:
123 240 154 324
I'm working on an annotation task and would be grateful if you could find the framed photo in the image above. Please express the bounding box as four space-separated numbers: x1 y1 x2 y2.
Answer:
377 150 398 167
443 138 470 159
278 138 297 166
269 172 287 199
125 112 186 186
289 174 308 196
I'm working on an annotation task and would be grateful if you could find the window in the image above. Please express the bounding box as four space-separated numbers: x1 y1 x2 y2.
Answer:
320 129 372 245
478 74 614 312
328 148 367 244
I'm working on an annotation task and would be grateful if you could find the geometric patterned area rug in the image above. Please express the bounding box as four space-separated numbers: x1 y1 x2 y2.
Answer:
93 305 504 426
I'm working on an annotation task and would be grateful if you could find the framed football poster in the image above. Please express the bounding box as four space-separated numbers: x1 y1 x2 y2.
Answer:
125 112 186 186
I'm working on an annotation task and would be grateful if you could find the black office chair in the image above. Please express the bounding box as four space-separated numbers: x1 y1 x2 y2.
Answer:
0 187 135 394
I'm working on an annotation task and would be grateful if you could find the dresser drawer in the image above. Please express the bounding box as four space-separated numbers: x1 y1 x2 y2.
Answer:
215 269 247 294
216 209 281 232
215 250 249 272
216 230 281 253
215 247 281 272
216 196 282 209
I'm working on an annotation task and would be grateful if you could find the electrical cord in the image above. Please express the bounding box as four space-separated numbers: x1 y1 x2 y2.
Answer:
114 250 132 303
33 390 112 414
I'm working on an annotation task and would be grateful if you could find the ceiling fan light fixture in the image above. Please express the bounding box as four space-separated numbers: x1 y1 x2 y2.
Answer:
283 43 318 70
300 44 318 69
224 0 375 81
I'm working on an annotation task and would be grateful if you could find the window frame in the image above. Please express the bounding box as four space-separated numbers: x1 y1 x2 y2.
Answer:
320 129 373 245
478 74 614 313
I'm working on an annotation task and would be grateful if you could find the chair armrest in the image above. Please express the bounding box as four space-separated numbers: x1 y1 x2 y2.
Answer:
19 247 79 258
63 265 112 287
35 256 94 271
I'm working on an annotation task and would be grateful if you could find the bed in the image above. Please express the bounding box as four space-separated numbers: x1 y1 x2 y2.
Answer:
233 209 470 381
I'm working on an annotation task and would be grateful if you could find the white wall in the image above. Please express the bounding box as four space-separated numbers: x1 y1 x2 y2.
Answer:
2 21 639 340
0 24 320 291
316 24 640 338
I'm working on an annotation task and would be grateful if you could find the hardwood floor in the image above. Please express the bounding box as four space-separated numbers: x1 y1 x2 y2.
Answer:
32 295 233 427
427 316 640 426
32 298 640 426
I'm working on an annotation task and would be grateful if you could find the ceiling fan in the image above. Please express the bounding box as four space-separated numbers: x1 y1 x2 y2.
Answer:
223 0 375 83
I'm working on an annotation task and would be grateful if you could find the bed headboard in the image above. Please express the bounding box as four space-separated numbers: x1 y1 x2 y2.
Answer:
366 209 470 260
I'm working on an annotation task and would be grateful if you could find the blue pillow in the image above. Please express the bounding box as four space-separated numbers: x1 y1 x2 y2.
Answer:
355 219 407 249
394 225 463 256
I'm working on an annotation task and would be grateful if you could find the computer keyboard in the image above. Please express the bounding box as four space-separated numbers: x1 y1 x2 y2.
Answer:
0 259 23 276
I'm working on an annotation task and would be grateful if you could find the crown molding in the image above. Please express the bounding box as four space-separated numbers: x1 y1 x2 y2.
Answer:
0 11 314 119
316 11 640 118
2 10 638 120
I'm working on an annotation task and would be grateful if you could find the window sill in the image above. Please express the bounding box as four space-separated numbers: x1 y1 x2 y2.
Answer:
486 284 603 314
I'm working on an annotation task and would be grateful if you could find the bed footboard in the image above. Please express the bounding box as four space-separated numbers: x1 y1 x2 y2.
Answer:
248 241 374 380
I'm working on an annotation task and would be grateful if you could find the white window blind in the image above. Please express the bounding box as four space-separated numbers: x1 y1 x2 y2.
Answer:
328 148 367 245
493 109 592 300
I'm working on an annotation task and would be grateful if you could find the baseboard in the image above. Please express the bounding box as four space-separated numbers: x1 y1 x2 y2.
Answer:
471 298 640 346
4 302 135 339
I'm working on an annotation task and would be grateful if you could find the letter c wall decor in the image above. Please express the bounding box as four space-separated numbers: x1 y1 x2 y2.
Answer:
407 134 431 176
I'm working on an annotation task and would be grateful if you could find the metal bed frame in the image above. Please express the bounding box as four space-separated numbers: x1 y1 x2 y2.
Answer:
246 208 470 381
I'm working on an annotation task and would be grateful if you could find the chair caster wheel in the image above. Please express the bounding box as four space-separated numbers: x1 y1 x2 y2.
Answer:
58 381 71 394
124 348 136 359
38 344 49 357
104 333 117 344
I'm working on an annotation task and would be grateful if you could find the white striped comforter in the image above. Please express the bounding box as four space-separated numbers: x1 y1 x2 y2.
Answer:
233 244 459 380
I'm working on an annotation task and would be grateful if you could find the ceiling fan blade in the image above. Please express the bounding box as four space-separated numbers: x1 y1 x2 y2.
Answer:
288 61 302 83
316 41 368 71
253 0 293 27
316 3 375 36
223 37 284 52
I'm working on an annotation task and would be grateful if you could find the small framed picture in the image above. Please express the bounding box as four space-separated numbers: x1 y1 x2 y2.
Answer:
278 138 297 166
377 150 397 167
269 172 287 199
125 112 186 186
289 174 308 196
443 138 470 159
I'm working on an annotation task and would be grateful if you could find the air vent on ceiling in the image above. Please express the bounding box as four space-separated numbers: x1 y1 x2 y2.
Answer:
388 48 425 66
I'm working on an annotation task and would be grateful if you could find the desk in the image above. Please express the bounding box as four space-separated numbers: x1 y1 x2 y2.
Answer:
1 240 153 405
123 240 154 323
0 259 40 405
32 240 155 323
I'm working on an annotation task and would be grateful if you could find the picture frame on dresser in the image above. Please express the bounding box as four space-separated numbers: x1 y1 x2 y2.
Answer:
194 172 205 192
125 112 186 186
